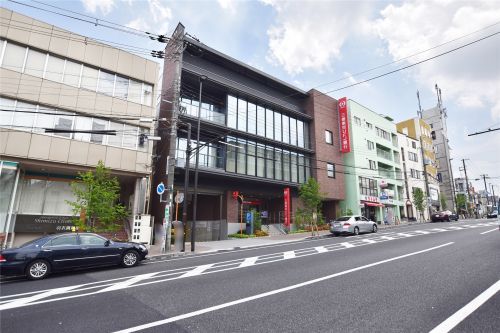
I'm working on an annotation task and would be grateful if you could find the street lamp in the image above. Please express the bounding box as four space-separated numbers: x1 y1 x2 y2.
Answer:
191 75 207 252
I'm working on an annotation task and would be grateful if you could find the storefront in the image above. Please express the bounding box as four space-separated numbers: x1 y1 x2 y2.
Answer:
359 194 384 223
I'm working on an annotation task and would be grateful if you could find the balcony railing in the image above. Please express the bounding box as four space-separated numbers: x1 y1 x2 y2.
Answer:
379 169 393 178
377 149 393 161
180 101 226 125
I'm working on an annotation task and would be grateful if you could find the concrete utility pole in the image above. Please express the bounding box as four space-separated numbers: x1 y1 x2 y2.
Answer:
490 184 497 208
181 123 192 252
480 174 489 208
417 91 432 221
462 159 471 215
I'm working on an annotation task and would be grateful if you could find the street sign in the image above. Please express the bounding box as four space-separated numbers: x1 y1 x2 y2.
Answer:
157 182 165 195
175 192 184 204
246 212 252 223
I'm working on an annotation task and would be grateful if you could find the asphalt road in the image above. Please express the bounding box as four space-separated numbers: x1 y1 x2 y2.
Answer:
1 218 499 333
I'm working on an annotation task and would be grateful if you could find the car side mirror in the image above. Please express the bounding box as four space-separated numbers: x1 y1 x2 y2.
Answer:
104 240 110 247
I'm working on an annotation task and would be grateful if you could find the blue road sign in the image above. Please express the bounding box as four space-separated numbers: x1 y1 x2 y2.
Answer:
157 182 165 195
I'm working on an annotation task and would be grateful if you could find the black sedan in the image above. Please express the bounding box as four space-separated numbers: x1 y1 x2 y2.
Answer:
0 233 148 280
431 210 459 222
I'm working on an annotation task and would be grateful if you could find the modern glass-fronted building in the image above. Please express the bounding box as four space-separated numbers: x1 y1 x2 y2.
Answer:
153 24 346 241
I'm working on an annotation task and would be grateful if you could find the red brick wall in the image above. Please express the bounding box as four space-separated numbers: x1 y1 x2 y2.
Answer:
305 90 345 200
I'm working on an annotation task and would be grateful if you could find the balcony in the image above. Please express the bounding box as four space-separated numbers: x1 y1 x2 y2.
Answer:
377 148 393 161
180 101 226 125
378 169 393 179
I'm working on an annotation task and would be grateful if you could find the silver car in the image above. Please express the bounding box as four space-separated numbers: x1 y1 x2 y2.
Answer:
330 215 378 236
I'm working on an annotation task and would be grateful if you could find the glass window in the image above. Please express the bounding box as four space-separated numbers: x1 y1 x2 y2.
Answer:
18 179 46 214
143 84 153 106
50 235 78 247
45 55 65 82
225 137 237 172
282 115 290 144
367 140 374 150
91 118 107 144
108 122 123 147
291 152 298 183
63 60 81 87
265 108 274 139
98 70 115 96
80 234 107 246
327 163 335 178
236 138 246 174
81 66 99 91
227 96 237 129
2 42 26 72
247 103 256 135
256 106 265 137
290 118 297 146
265 146 274 179
274 112 282 142
237 99 247 132
35 105 55 134
43 180 74 215
305 157 311 180
274 148 282 180
256 143 265 178
128 80 142 104
53 111 74 138
13 101 35 131
303 122 309 149
325 130 333 144
0 97 15 127
24 48 46 78
122 124 137 149
114 75 129 100
283 150 290 181
73 116 92 142
298 154 305 183
297 120 304 148
247 141 256 176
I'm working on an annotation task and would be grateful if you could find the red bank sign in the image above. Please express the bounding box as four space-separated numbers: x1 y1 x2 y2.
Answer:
338 97 351 153
283 188 291 227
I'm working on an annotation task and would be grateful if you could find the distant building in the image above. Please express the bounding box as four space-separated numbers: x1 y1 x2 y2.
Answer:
396 118 440 213
341 100 404 224
0 9 159 247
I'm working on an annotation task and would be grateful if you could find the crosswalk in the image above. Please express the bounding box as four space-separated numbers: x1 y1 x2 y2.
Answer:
0 221 497 311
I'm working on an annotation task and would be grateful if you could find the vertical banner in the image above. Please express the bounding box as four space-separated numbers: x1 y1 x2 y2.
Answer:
338 97 351 153
283 187 291 227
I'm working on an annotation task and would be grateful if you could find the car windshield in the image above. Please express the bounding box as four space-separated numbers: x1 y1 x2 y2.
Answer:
336 216 351 222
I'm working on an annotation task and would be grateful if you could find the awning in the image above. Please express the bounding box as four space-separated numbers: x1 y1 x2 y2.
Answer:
363 201 384 207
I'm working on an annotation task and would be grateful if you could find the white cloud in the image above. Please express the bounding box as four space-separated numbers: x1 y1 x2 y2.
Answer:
126 17 150 32
126 0 172 35
218 0 236 12
149 0 172 23
80 0 115 15
264 2 373 75
373 0 500 119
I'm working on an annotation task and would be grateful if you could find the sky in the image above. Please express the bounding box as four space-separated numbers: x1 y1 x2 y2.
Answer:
3 0 500 195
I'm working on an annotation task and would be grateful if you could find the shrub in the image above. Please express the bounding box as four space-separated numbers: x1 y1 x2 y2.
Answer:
254 230 268 237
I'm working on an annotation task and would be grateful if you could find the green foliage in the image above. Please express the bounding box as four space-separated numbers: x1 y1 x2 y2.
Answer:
250 208 262 231
66 161 128 232
294 208 307 230
440 192 447 210
455 193 467 214
228 233 256 239
342 208 353 216
299 178 324 214
413 188 426 219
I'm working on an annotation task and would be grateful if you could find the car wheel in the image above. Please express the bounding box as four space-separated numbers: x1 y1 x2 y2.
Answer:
26 259 51 280
372 225 378 233
446 216 450 222
353 227 360 236
121 250 139 268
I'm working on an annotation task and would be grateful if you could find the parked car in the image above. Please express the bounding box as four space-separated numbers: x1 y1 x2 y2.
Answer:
486 210 498 219
330 215 378 236
431 210 459 222
0 233 148 280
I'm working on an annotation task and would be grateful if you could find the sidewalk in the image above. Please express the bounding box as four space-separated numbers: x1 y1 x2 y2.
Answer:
147 220 430 260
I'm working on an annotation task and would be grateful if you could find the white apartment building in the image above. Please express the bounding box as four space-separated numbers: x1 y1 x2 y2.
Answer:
0 8 159 247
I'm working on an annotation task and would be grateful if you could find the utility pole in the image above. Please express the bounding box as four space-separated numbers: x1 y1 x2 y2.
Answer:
417 91 432 221
480 174 489 209
490 184 497 208
181 123 191 252
449 158 457 212
462 159 471 215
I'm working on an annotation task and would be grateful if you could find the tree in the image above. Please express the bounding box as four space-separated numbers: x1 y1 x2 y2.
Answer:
440 192 447 210
455 193 467 216
67 161 128 232
298 178 325 231
413 188 426 221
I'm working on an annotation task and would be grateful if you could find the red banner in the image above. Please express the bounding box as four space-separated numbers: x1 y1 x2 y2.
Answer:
283 188 291 227
338 97 351 153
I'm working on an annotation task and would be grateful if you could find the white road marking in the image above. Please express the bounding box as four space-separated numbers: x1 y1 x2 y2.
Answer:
238 257 258 268
479 228 497 235
446 227 463 230
180 264 214 278
413 230 430 234
99 272 159 293
430 228 447 232
314 246 328 253
379 236 395 240
362 239 377 244
396 233 414 237
283 251 296 259
113 242 454 333
341 242 355 248
0 285 81 311
429 279 500 333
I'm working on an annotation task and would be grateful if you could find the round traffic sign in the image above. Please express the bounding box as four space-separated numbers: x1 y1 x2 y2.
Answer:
175 192 184 203
156 182 165 195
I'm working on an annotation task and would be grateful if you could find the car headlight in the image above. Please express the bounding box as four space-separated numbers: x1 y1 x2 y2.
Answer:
138 244 147 251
